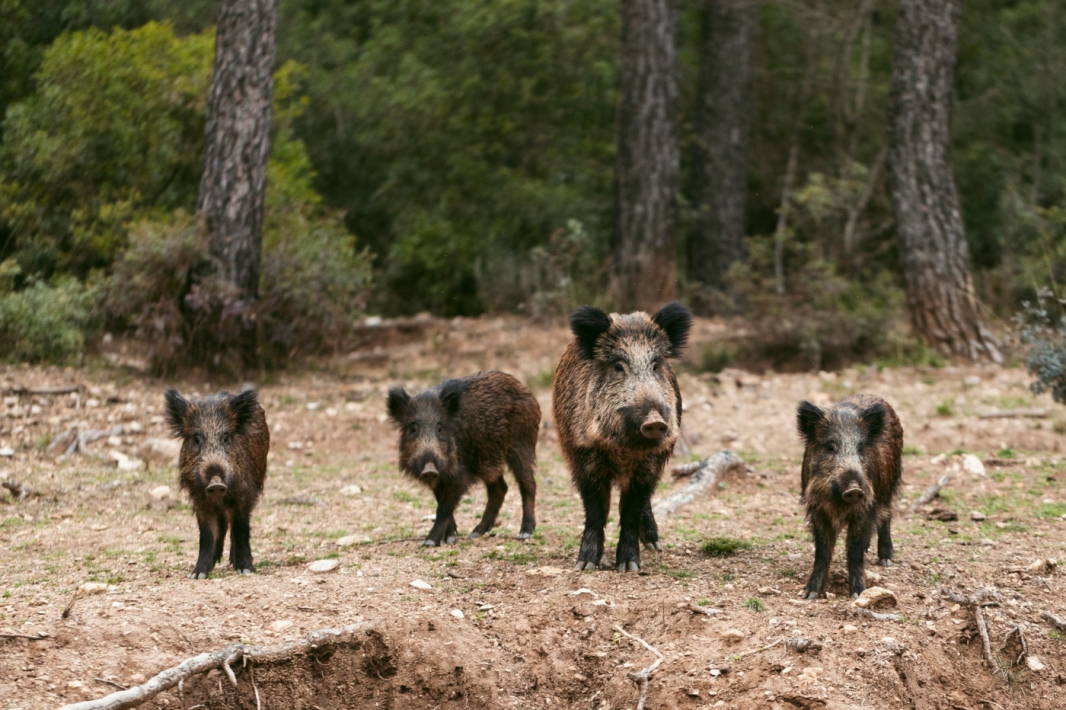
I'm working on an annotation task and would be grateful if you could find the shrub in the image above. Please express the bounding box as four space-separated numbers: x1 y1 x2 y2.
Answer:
1016 287 1066 403
0 266 95 363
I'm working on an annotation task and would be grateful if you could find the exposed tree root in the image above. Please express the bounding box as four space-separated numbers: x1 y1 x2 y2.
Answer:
941 589 1004 676
687 602 723 616
654 451 744 518
1041 611 1066 631
1 479 41 501
612 625 663 710
911 473 952 511
0 631 49 640
59 622 375 710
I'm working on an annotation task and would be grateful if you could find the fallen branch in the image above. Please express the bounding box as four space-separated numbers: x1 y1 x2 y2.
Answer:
940 588 1001 607
1002 625 1029 667
6 385 81 396
653 451 744 518
59 622 375 710
1040 611 1066 631
850 607 900 622
977 408 1049 420
687 602 723 616
50 425 127 460
2 479 40 501
911 473 952 511
973 606 1001 675
612 625 663 710
94 679 128 691
62 593 77 619
730 638 783 660
0 631 49 640
941 589 1003 675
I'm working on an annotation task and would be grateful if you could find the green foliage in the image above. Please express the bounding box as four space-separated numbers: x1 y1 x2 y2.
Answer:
743 597 764 612
0 272 95 363
936 399 956 417
700 536 753 558
700 342 738 373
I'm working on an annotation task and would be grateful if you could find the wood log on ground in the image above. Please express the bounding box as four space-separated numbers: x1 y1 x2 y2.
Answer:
977 408 1049 419
1 479 41 501
5 385 81 396
653 451 744 518
911 473 951 511
59 623 375 710
1041 611 1066 631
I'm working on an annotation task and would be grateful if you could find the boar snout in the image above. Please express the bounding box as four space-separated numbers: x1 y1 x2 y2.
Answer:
640 411 669 439
420 461 439 481
203 464 228 499
841 485 865 504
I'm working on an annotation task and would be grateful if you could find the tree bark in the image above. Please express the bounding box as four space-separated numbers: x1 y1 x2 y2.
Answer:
612 0 680 312
887 0 1001 362
196 0 277 360
688 0 757 303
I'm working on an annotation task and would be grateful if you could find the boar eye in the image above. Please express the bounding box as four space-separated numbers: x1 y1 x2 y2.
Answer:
436 422 443 435
221 431 232 446
652 359 662 372
613 362 626 374
406 423 418 436
191 433 203 448
825 442 837 454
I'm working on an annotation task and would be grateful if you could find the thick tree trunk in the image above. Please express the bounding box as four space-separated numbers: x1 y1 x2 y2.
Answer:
688 0 757 304
196 0 277 351
887 0 1001 363
612 0 680 312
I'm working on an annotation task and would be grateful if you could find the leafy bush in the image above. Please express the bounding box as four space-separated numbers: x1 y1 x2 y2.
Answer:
1016 288 1066 404
0 264 95 363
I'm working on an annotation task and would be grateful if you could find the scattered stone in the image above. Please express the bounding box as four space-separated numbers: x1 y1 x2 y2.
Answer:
308 559 339 573
925 508 958 522
979 538 997 546
854 587 898 610
687 689 700 697
78 582 108 596
0 447 13 457
149 485 172 501
410 579 432 591
339 485 362 496
961 454 986 477
1027 559 1057 573
970 511 987 521
421 514 437 521
757 586 781 595
721 629 744 645
270 620 294 632
109 450 143 471
864 570 882 584
287 441 304 450
67 680 86 689
450 609 465 619
526 566 564 576
964 376 981 387
325 408 338 417
1027 656 1046 672
336 535 366 548
306 402 320 411
843 624 858 634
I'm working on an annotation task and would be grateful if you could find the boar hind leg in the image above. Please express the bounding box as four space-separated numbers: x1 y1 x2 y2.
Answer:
638 500 661 551
423 487 462 547
508 447 537 539
616 481 654 572
845 518 875 598
230 510 255 574
802 515 837 599
876 513 894 567
192 512 221 580
470 473 507 538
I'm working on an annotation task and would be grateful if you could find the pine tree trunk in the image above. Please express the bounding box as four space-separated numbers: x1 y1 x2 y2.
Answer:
688 0 757 306
887 0 1001 362
196 0 277 362
612 0 680 312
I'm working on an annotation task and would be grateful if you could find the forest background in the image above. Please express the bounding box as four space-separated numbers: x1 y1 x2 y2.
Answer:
0 0 1062 373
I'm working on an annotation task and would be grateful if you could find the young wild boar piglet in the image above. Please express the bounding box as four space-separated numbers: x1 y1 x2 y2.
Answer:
387 371 540 546
165 389 269 579
553 301 691 572
797 394 903 599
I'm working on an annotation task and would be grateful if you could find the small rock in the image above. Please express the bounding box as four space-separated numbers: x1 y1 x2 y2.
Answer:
964 376 981 387
854 586 898 610
270 620 294 632
339 485 362 496
325 408 338 417
306 402 320 411
336 535 366 547
109 450 143 471
961 454 986 476
364 316 383 327
864 570 882 584
1027 656 1046 672
86 398 100 408
450 609 465 619
970 511 987 521
526 566 564 577
925 508 958 522
721 629 744 645
67 680 86 689
78 582 109 596
308 559 340 573
286 441 304 450
980 538 997 546
687 689 700 697
1026 559 1057 573
149 485 172 501
421 514 437 521
410 579 432 591
128 421 143 433
107 435 122 447
843 624 858 634
0 447 13 457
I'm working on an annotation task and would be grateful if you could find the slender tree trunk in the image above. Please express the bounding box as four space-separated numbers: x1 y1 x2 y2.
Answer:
687 0 757 305
887 0 1001 362
197 0 277 362
612 0 680 312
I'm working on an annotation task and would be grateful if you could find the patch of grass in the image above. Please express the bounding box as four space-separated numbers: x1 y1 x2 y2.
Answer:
935 399 955 417
393 490 420 505
902 445 922 457
779 569 797 579
996 447 1016 459
527 369 555 389
700 342 737 373
698 598 711 606
744 598 764 612
1038 502 1066 518
700 536 753 557
311 530 349 539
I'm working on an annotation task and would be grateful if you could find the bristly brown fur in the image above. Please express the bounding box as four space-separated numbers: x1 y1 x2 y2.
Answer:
165 389 269 578
387 371 540 545
797 394 903 599
553 302 691 572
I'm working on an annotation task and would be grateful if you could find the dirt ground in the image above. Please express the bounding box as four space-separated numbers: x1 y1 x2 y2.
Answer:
2 315 1066 710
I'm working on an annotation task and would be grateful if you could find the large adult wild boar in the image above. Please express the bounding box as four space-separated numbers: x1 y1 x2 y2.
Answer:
553 301 691 572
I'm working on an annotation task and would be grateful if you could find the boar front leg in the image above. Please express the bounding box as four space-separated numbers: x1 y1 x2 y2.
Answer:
230 508 255 575
638 500 661 551
845 517 875 598
573 450 610 570
616 479 655 572
423 486 462 547
192 510 221 579
802 514 837 599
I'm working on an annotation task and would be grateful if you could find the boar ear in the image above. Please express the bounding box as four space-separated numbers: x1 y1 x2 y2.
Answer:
570 305 611 359
386 387 411 424
652 301 692 358
439 379 468 418
797 400 824 442
164 389 189 438
860 401 886 442
229 390 260 433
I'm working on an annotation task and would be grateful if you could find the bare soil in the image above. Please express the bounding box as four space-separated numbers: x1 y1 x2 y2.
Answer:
2 315 1066 710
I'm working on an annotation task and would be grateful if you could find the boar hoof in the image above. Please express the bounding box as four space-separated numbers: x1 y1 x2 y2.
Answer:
191 572 208 580
573 559 598 571
517 532 532 540
421 538 438 548
617 561 640 573
237 568 253 576
467 531 484 539
642 541 661 552
878 558 892 567
445 535 457 545
803 590 822 600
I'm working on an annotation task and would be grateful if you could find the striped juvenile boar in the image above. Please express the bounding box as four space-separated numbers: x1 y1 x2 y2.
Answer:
797 395 903 599
165 389 269 579
553 301 691 572
387 371 540 546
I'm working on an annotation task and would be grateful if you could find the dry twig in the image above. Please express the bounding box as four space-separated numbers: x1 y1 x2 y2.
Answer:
6 385 81 396
94 679 127 691
730 638 783 660
612 625 663 710
59 622 375 710
1041 611 1066 631
1002 625 1030 667
941 589 1003 675
911 473 952 511
2 479 41 501
977 408 1048 419
653 451 744 518
687 602 723 616
0 631 49 640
